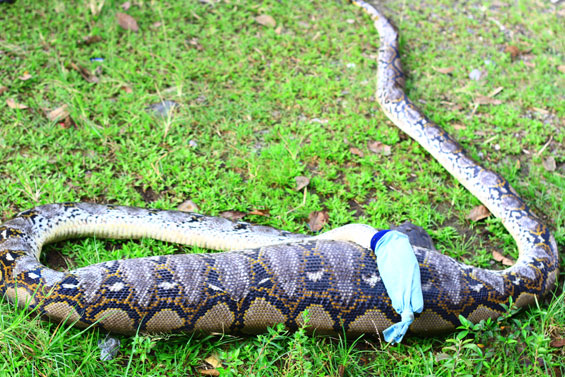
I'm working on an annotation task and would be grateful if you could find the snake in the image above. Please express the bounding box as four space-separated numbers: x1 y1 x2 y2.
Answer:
0 1 558 337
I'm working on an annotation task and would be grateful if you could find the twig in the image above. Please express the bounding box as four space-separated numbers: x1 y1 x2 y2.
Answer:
536 135 553 157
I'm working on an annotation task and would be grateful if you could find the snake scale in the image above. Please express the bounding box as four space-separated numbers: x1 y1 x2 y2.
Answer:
0 1 558 337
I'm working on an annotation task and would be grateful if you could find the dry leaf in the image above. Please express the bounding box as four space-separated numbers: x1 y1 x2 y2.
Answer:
349 147 364 157
532 107 549 115
69 62 99 83
248 209 270 216
543 156 556 172
204 355 222 369
219 210 246 221
368 141 391 155
19 72 32 81
198 369 219 376
452 123 466 130
558 65 565 73
198 354 222 375
308 210 329 232
186 37 203 50
121 1 131 10
504 45 521 59
294 176 310 191
178 199 200 213
492 250 515 266
467 205 490 221
474 96 502 105
117 12 139 32
550 338 565 348
6 98 28 109
255 14 276 28
121 85 133 93
152 21 162 28
433 66 455 74
275 25 283 35
0 86 7 95
79 35 102 45
89 0 104 16
47 105 70 122
57 116 76 129
488 87 504 97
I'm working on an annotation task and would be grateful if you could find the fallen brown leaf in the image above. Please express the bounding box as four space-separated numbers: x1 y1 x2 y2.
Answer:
532 107 549 115
308 210 329 232
349 147 364 157
19 72 32 81
492 250 515 266
6 98 28 109
46 105 70 122
550 338 565 348
248 209 270 216
121 1 131 10
504 45 521 59
515 159 521 170
0 86 7 95
488 86 504 97
452 123 466 130
121 85 133 93
368 141 391 155
467 205 490 221
198 369 219 376
255 14 276 28
57 116 76 129
79 35 102 45
89 0 103 16
474 96 502 105
294 176 310 191
219 210 246 221
543 156 556 172
204 355 221 369
198 354 222 375
433 66 455 74
186 37 203 51
558 65 565 73
178 199 199 213
117 12 139 32
69 62 99 83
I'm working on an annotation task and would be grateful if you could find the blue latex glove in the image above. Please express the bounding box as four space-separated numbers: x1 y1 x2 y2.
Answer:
371 230 424 344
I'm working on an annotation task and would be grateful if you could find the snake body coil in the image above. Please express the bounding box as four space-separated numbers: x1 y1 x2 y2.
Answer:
0 1 558 336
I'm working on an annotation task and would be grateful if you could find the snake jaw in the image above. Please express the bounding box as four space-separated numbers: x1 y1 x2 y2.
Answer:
311 224 378 249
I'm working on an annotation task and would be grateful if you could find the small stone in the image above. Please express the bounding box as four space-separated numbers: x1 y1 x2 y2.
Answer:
469 69 483 81
543 156 556 172
98 337 120 361
146 100 179 117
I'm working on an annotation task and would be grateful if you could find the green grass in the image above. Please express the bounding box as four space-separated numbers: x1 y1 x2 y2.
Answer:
0 0 564 376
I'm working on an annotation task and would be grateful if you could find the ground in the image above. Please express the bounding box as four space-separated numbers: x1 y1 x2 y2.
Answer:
0 0 564 376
